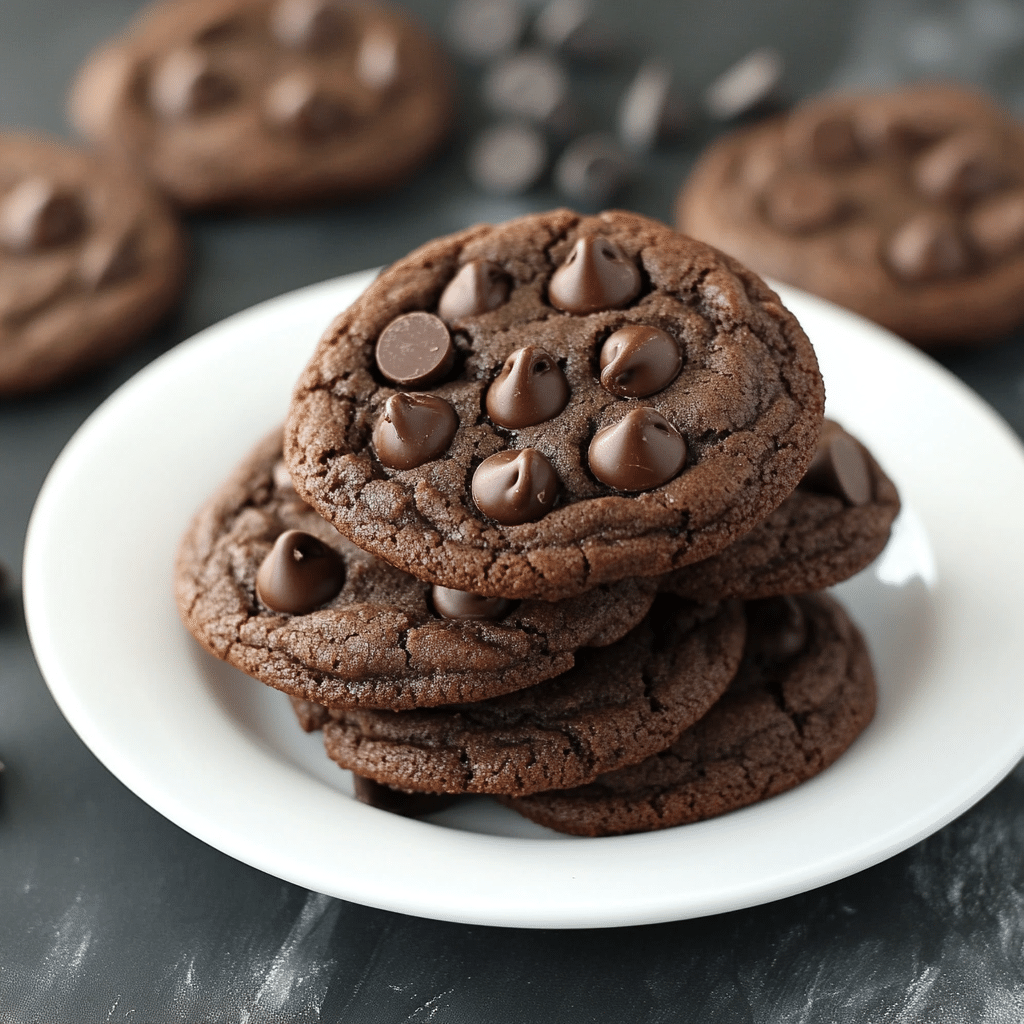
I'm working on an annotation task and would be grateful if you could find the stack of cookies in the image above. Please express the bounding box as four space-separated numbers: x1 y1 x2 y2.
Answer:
175 209 899 835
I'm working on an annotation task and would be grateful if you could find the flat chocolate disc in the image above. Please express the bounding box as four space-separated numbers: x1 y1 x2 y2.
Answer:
375 311 455 387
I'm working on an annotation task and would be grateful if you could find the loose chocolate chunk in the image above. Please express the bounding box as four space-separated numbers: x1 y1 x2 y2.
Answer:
447 0 524 62
468 121 548 196
472 448 559 524
886 211 974 283
256 530 346 614
431 584 514 620
746 595 808 665
554 133 634 208
78 228 142 289
789 113 862 167
704 47 784 122
375 312 455 387
271 0 349 50
264 73 352 140
0 178 86 253
534 0 619 64
617 60 688 153
486 345 569 428
589 407 686 492
483 50 575 135
352 775 458 816
437 260 510 322
149 48 236 119
599 325 681 398
548 235 641 314
373 393 458 470
355 29 399 91
967 190 1024 260
764 172 846 234
800 422 872 506
915 132 1011 204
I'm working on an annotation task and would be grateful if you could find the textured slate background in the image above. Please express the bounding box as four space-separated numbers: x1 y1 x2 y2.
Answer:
2 0 1024 1020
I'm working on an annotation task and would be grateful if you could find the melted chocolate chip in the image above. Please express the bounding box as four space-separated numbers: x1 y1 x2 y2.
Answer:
486 346 569 428
375 312 455 387
548 235 641 314
599 325 681 398
967 190 1024 261
149 48 236 119
471 448 559 524
797 114 862 166
915 132 1011 204
78 228 142 289
747 596 808 665
264 73 352 140
431 584 514 620
373 393 458 470
0 178 86 253
588 407 686 491
799 423 872 506
271 0 349 50
437 260 510 322
352 775 458 816
764 173 846 234
355 29 400 91
886 212 974 282
256 530 346 614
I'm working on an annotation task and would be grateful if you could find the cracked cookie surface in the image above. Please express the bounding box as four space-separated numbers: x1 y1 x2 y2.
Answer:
284 209 825 601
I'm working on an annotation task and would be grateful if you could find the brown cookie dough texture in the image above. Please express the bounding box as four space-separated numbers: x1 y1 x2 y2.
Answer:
0 132 185 395
284 209 825 601
659 420 900 601
70 0 453 209
174 429 658 709
320 597 746 796
506 592 876 835
676 84 1024 347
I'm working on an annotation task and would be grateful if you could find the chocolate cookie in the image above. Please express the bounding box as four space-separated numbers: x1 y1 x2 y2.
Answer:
175 429 658 709
284 209 825 601
70 0 453 210
506 592 876 835
0 132 185 395
659 420 900 601
319 597 746 796
676 84 1024 346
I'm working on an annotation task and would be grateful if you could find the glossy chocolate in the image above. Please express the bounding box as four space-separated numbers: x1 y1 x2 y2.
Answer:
78 229 141 289
431 584 514 620
271 0 349 50
0 178 85 253
800 422 872 507
373 393 458 470
967 190 1024 260
486 346 569 428
599 325 681 397
256 530 346 614
915 132 1011 204
264 73 352 140
588 407 686 491
886 212 973 282
149 48 236 119
548 235 641 314
375 311 455 387
748 595 808 664
437 260 510 322
471 448 559 524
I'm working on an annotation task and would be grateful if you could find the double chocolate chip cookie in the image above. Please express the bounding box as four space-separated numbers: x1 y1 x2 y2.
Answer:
676 84 1024 346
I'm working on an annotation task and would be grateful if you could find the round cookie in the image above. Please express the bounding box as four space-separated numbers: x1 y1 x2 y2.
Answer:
319 597 746 796
676 84 1024 347
70 0 453 210
0 132 185 395
658 420 900 602
175 429 659 710
284 209 826 601
505 592 876 835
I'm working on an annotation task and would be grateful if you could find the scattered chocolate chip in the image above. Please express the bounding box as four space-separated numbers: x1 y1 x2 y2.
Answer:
966 190 1024 260
373 393 458 470
447 0 524 62
747 595 808 665
764 172 847 234
486 345 569 428
468 121 548 196
554 133 634 208
548 235 641 315
789 113 862 167
799 422 872 506
599 324 681 398
438 260 510 322
472 448 559 524
270 0 348 50
256 530 346 614
617 59 688 153
0 178 86 253
431 584 514 620
914 132 1012 204
886 211 974 282
704 47 784 122
78 228 142 289
534 0 620 64
264 73 353 140
588 407 686 491
375 312 455 387
352 775 458 816
355 29 400 91
149 48 236 119
483 50 575 135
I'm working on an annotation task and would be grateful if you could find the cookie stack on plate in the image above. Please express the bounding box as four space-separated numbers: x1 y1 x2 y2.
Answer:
175 209 898 835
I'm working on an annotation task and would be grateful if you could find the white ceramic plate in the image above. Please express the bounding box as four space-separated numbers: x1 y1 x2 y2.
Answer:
24 271 1024 929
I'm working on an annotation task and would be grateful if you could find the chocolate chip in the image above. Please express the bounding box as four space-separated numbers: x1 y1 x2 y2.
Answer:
799 422 871 506
375 312 455 387
472 448 559 524
352 775 458 816
270 0 348 50
588 407 686 491
599 325 681 398
431 584 514 620
468 121 548 196
447 0 524 62
966 190 1024 261
789 113 862 167
264 73 352 140
747 596 808 665
256 530 346 614
149 48 236 119
704 47 784 122
534 0 620 64
483 50 575 135
373 393 458 470
437 260 510 322
355 29 399 91
554 133 634 208
0 178 86 253
764 172 846 234
617 60 687 153
886 212 974 282
548 235 641 314
915 132 1012 204
78 228 142 289
486 346 569 428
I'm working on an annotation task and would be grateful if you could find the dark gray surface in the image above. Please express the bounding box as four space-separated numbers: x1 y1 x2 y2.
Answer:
3 0 1024 1020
